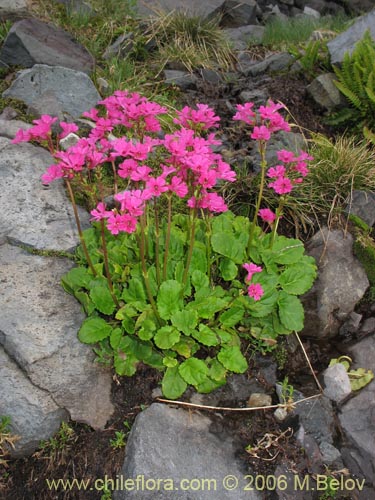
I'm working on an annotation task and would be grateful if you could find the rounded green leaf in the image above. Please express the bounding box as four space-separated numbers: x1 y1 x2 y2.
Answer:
171 310 198 335
114 352 138 376
89 285 116 315
162 366 187 399
219 307 244 327
154 326 181 349
78 317 112 344
278 291 304 331
217 346 247 373
279 263 316 295
179 358 209 386
157 280 183 320
219 258 238 281
192 325 219 346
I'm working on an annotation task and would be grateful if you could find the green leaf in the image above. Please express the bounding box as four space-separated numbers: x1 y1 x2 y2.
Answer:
121 315 136 334
189 243 207 274
191 270 209 290
349 368 374 391
211 232 247 263
110 328 123 349
192 324 219 346
157 280 183 320
90 285 116 316
163 356 178 368
179 358 209 386
154 326 181 349
162 366 187 399
209 358 227 382
73 290 95 315
278 292 304 331
78 317 112 344
271 236 305 264
219 258 238 281
137 319 156 341
218 346 247 373
219 307 244 327
171 337 198 358
187 296 228 319
279 262 316 295
171 310 198 335
196 377 226 393
121 278 147 304
114 352 138 376
61 266 91 293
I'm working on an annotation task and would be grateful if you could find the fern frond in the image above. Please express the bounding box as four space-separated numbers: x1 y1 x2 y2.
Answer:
363 126 375 145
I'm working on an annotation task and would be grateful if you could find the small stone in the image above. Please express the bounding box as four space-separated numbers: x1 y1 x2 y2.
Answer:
319 441 342 465
97 77 110 94
274 407 288 421
59 132 80 150
247 393 272 408
163 70 198 90
360 317 375 335
323 363 352 403
304 6 320 18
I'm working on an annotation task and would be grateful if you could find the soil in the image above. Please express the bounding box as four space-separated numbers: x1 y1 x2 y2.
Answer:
0 72 359 499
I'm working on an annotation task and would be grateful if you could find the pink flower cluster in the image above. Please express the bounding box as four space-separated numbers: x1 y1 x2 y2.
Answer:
233 100 290 135
267 149 313 195
242 263 264 301
14 92 237 236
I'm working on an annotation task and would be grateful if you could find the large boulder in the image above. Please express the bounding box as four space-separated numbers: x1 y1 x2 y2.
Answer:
115 403 261 500
2 64 101 120
0 243 114 456
0 137 89 251
136 0 225 20
340 335 375 489
0 18 94 73
0 0 29 19
327 9 375 65
302 228 369 339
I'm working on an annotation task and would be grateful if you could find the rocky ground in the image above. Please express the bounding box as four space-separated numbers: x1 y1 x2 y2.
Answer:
1 1 375 499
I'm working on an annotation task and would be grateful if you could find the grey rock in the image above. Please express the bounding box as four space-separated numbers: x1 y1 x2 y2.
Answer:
114 403 261 500
136 0 225 20
59 132 80 150
245 52 294 77
0 347 67 457
327 9 375 65
0 0 28 18
199 68 223 84
346 189 375 227
224 25 264 50
247 393 272 407
239 89 268 106
306 73 345 110
277 386 335 445
274 464 313 500
163 70 198 90
0 243 114 430
319 441 342 466
303 6 321 18
0 118 32 139
339 311 363 339
323 363 352 403
340 335 375 485
103 32 134 60
295 425 323 473
302 228 369 338
0 18 94 74
262 4 289 23
0 138 90 250
360 317 375 335
217 0 260 28
0 106 18 120
3 64 101 120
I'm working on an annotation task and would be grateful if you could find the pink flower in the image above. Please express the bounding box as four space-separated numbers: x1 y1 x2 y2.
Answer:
233 102 256 125
248 283 264 301
199 192 228 213
258 208 276 224
41 164 64 184
90 202 111 221
169 176 188 198
59 122 79 139
107 213 138 235
251 125 271 141
267 165 286 179
277 149 296 163
242 262 262 282
174 104 220 130
269 176 293 195
12 128 32 144
144 176 169 198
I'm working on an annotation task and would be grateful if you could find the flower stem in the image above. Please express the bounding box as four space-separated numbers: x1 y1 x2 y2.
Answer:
154 200 161 286
247 141 267 254
182 207 197 287
100 219 120 308
65 179 97 276
139 216 161 325
162 194 172 281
